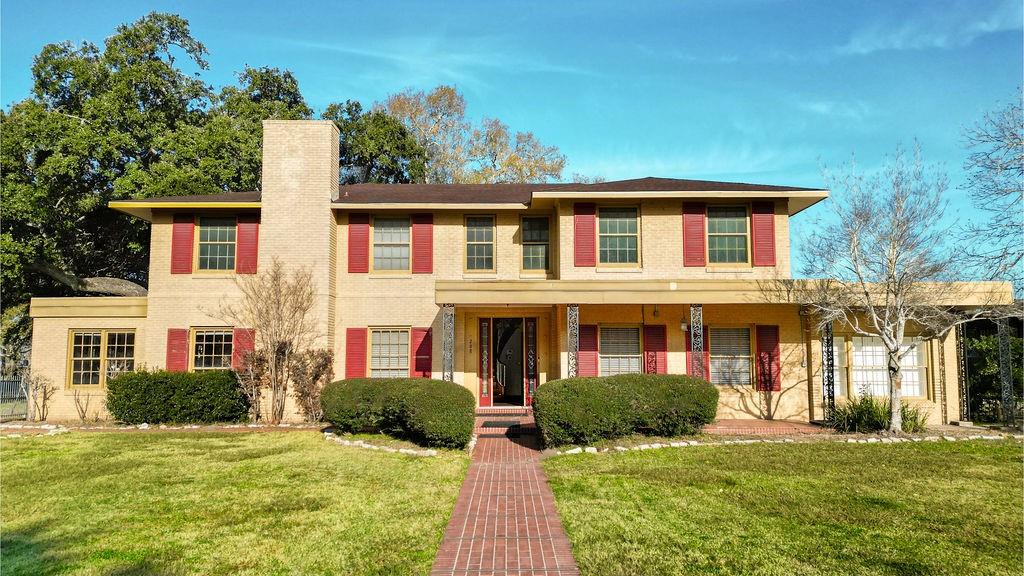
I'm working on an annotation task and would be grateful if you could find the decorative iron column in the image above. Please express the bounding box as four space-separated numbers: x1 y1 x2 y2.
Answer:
567 304 580 377
689 304 705 380
937 337 948 425
442 304 455 382
997 317 1014 427
956 324 969 421
821 321 836 418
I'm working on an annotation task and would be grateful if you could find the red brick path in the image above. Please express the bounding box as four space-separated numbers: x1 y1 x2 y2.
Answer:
431 414 580 576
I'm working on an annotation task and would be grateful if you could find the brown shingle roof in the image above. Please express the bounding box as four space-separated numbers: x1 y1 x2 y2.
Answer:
332 176 822 204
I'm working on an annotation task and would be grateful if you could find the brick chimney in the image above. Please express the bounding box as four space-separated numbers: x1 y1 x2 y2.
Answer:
259 120 340 349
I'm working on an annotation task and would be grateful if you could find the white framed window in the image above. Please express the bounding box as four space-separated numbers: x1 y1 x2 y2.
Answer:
827 340 848 398
709 327 752 385
521 216 550 271
598 207 639 264
197 217 237 271
370 328 409 378
850 337 927 397
466 216 495 271
599 327 641 376
193 330 233 371
373 217 411 271
707 207 748 264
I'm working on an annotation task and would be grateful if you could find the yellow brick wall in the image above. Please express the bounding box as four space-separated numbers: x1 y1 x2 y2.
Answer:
555 198 791 280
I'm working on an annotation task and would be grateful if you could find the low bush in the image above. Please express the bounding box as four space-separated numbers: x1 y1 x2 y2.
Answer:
827 395 929 433
532 374 719 447
321 378 475 449
106 370 249 424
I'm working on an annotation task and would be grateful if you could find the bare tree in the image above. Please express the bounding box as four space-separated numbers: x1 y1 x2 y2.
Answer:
793 145 1013 432
218 258 319 423
962 89 1024 296
291 349 333 422
236 351 268 422
27 372 56 422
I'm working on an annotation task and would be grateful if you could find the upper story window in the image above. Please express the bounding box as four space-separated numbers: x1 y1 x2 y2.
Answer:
599 326 642 375
373 217 411 272
192 329 233 370
709 327 752 385
598 207 639 265
197 217 237 271
370 328 409 377
707 207 748 264
521 217 550 271
466 216 495 271
69 330 136 387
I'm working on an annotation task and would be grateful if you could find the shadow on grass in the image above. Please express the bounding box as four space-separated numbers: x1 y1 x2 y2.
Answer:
2 521 179 576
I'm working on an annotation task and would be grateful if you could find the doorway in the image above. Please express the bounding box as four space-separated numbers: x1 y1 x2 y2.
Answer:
492 318 524 405
478 316 539 407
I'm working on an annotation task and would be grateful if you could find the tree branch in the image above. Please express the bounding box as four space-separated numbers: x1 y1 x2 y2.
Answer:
30 261 148 297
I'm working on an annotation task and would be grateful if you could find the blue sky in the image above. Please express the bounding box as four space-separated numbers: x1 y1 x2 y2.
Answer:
2 0 1021 271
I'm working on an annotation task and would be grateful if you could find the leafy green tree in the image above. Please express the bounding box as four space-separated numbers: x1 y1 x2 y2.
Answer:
967 331 1023 423
322 100 426 184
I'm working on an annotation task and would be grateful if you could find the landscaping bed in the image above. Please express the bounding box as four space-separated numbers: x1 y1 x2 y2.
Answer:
1 431 468 575
544 439 1023 576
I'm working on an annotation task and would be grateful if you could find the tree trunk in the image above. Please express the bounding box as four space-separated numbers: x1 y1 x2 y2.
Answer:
887 352 903 433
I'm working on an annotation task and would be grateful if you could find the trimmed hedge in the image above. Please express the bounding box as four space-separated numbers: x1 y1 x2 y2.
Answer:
321 378 475 449
532 374 719 446
106 370 249 424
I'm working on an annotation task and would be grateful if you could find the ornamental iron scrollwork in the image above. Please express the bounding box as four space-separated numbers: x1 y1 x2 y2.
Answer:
442 304 455 382
526 318 538 402
956 324 969 421
689 304 704 380
567 304 580 378
822 321 836 419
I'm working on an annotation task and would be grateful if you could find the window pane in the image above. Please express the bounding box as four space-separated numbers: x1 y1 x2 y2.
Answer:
467 242 494 270
71 332 102 385
106 331 136 378
193 330 233 370
522 244 549 270
370 329 409 378
707 208 748 264
372 218 411 271
599 327 641 376
522 217 549 243
598 208 639 264
198 217 237 271
709 328 751 385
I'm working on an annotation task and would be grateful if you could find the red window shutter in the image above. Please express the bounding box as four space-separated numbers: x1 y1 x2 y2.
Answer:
348 213 370 273
574 203 596 267
755 325 782 391
345 328 367 378
751 202 776 267
411 214 433 274
166 329 190 372
682 203 706 267
684 329 711 380
235 215 259 274
411 327 432 378
578 324 599 376
643 325 668 374
231 328 256 370
170 214 194 274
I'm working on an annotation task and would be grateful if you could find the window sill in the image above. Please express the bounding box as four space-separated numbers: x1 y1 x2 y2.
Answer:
190 273 236 279
595 267 642 273
462 273 498 280
519 271 554 280
704 267 753 274
369 274 413 279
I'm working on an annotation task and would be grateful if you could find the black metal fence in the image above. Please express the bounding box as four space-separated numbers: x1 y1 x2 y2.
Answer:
0 377 29 422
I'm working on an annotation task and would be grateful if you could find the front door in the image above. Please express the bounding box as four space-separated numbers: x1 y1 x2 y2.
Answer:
478 317 539 407
493 318 524 405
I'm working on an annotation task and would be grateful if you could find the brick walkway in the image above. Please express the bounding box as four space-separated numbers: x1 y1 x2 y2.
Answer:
431 414 580 576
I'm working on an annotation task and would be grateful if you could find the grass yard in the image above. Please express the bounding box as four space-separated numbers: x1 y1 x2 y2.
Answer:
544 440 1023 576
1 431 468 576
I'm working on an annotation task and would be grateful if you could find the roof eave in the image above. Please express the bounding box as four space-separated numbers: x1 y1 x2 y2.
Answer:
108 201 262 221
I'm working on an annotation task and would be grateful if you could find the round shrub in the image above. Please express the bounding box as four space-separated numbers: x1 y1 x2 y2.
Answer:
106 370 249 424
532 374 719 447
321 378 474 449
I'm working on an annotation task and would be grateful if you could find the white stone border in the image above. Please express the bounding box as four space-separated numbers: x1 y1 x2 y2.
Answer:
323 431 438 457
553 434 1023 456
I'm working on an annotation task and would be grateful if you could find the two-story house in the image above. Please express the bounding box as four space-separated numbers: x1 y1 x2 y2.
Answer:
29 120 1011 423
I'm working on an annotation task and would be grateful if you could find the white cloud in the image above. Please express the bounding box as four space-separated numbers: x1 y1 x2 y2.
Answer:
836 0 1022 56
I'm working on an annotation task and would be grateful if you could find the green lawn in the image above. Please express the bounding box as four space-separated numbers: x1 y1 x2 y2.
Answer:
2 432 468 576
545 440 1023 576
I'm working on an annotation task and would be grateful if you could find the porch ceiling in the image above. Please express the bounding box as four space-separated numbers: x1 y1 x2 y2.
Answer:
434 279 1015 307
